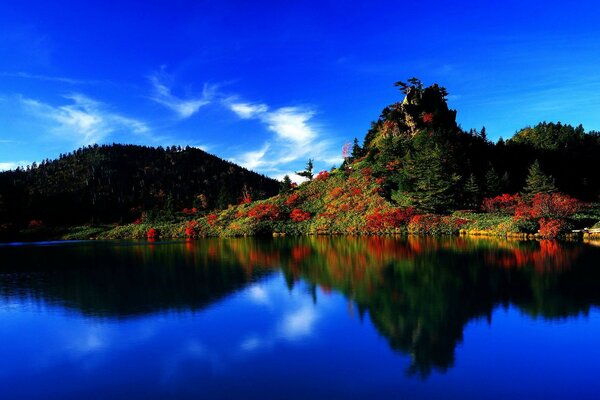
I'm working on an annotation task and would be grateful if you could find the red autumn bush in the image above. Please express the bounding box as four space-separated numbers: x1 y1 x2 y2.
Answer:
290 208 311 222
248 203 281 220
286 193 300 206
422 112 434 123
240 194 252 204
147 228 158 239
329 187 343 198
206 213 218 226
184 221 198 238
529 193 582 219
538 218 568 238
366 207 415 232
482 193 521 214
315 171 330 181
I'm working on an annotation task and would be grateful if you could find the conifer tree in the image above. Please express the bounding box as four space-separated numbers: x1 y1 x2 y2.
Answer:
351 138 362 159
279 175 293 193
296 159 314 181
484 166 501 198
402 144 460 213
463 173 481 209
523 160 557 198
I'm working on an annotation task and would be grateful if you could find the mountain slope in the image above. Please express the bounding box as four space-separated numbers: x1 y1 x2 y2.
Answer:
0 144 279 227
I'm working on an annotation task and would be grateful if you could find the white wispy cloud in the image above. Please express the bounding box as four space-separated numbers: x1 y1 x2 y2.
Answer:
226 99 341 180
230 102 269 119
149 73 214 118
20 93 151 146
0 71 96 85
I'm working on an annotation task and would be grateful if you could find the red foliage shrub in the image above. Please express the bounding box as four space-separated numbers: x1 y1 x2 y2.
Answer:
329 187 343 198
133 218 142 225
375 177 385 185
28 219 44 229
147 228 158 239
286 193 300 206
290 208 311 222
529 193 582 219
482 193 521 214
361 167 373 178
315 170 330 181
350 187 362 196
422 112 434 123
408 214 441 234
240 193 252 204
184 221 198 238
538 218 568 238
366 207 415 232
248 203 281 220
182 207 198 215
206 213 218 226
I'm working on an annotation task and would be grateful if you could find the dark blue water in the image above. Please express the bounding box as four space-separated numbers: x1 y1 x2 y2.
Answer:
1 237 599 399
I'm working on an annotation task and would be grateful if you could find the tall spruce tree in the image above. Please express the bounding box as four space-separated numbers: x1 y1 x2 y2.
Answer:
279 175 293 193
351 138 362 159
463 173 481 210
523 160 557 198
401 144 460 213
484 166 501 198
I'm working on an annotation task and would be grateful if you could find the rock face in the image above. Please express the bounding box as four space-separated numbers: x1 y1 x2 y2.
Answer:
364 83 459 149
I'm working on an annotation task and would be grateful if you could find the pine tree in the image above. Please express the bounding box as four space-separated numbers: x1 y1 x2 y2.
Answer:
402 144 460 213
523 160 557 198
463 173 481 209
296 159 314 181
351 138 362 159
279 175 293 193
484 166 501 198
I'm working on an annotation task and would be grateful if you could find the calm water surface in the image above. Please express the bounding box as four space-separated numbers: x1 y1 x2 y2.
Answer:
1 237 600 399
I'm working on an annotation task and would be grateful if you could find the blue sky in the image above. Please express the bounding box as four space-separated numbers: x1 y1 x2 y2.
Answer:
1 1 600 179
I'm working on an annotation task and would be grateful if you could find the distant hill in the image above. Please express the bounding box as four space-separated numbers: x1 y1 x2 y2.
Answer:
0 144 280 227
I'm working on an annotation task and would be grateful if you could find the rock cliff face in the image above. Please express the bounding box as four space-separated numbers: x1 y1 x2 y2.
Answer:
364 83 459 149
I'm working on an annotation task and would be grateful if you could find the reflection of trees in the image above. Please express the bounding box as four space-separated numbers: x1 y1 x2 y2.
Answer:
0 240 274 317
270 237 599 376
0 237 599 376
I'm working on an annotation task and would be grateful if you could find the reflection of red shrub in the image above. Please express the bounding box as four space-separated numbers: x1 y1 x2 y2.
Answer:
482 193 521 214
248 203 280 220
538 218 567 238
290 208 311 222
147 228 158 239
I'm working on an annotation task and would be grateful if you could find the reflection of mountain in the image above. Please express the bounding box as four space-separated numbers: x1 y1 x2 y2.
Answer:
1 237 599 376
0 240 274 316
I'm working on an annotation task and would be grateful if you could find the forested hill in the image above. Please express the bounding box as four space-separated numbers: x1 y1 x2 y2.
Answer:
0 144 280 226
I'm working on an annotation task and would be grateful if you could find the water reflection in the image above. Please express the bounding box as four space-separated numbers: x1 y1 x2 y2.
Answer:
1 237 599 378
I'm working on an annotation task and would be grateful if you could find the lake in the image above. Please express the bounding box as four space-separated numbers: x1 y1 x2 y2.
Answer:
1 237 599 399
